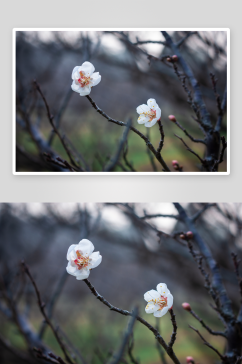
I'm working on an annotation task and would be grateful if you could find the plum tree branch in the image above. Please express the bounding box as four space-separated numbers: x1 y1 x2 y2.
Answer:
85 95 170 172
83 279 180 364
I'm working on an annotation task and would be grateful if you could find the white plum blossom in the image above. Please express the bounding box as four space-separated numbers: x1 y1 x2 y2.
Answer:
136 99 161 128
144 283 173 318
71 62 101 96
66 239 102 280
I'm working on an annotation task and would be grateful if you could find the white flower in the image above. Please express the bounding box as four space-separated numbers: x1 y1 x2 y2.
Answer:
71 62 101 96
144 283 173 318
66 239 102 280
136 99 161 128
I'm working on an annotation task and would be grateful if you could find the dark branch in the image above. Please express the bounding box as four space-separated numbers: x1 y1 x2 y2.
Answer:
85 95 170 172
189 325 227 361
83 279 180 364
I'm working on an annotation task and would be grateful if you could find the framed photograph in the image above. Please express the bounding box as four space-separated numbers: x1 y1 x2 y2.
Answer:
13 29 229 174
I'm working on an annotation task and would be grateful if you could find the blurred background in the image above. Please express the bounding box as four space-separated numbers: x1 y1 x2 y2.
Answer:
0 202 241 363
15 30 227 172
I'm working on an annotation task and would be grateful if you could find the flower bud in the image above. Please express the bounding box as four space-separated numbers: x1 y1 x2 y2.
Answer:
186 357 195 364
186 231 193 240
180 234 186 240
172 55 178 62
166 57 172 62
169 115 177 122
172 160 178 166
182 302 191 311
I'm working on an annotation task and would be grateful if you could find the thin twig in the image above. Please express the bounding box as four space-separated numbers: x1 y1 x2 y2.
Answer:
211 136 227 171
168 309 178 348
174 134 209 171
83 279 180 364
34 80 80 170
85 95 170 172
189 325 227 361
173 120 206 144
108 307 138 364
104 119 132 171
22 261 74 364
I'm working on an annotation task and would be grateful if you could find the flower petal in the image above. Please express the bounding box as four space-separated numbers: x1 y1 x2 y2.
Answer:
67 244 76 260
91 72 101 86
71 81 81 93
147 99 157 109
153 306 169 317
167 293 173 309
137 115 149 124
145 118 158 128
155 107 161 120
145 302 159 313
72 66 80 80
89 251 102 269
79 62 95 76
144 290 160 302
76 239 94 256
75 268 90 280
156 283 169 296
66 262 77 276
79 86 92 96
136 104 150 115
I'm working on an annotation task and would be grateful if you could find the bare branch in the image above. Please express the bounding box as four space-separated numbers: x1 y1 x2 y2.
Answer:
83 279 181 364
108 307 138 364
22 261 74 364
189 325 227 361
211 136 227 171
174 134 209 171
85 95 170 172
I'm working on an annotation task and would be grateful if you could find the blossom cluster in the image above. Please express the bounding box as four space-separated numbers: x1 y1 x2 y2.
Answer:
66 239 173 318
71 62 161 128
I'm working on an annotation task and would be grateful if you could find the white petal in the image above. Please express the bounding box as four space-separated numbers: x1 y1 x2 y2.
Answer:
155 107 161 120
67 244 76 260
72 66 80 80
89 252 102 269
91 72 101 86
156 283 169 296
75 268 90 280
145 118 158 128
71 81 81 93
79 86 92 96
137 115 149 124
153 306 169 317
79 62 95 76
76 239 94 256
66 262 77 276
144 290 160 302
136 104 150 115
145 302 159 313
167 293 173 309
147 99 157 109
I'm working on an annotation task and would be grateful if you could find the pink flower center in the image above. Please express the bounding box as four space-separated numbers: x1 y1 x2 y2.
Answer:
77 71 91 88
148 109 156 122
152 296 167 311
74 250 89 270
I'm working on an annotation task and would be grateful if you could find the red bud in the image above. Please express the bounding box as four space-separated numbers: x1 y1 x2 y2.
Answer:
180 234 186 240
166 57 172 62
186 231 193 240
172 55 178 62
186 357 195 364
182 302 191 311
172 160 178 166
169 115 177 122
